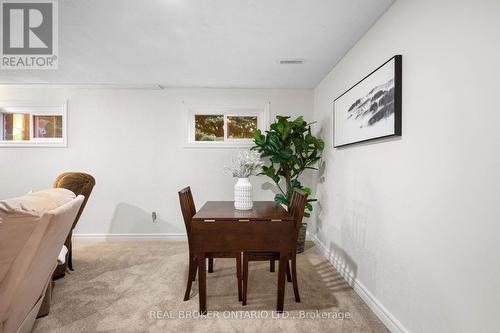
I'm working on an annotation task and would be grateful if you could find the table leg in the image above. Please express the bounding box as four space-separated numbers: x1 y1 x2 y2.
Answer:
276 252 286 312
197 252 207 314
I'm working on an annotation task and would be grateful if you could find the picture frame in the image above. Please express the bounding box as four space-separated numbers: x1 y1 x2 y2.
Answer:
334 55 402 148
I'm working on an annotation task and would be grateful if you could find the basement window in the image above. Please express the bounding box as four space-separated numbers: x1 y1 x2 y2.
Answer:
185 104 269 148
0 102 67 147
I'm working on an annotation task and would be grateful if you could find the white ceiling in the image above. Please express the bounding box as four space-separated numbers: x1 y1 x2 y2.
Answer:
0 0 394 88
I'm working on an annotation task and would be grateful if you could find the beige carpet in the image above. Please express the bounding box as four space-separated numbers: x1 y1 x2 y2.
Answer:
33 241 388 333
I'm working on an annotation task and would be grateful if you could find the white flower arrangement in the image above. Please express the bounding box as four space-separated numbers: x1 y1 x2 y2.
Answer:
224 151 264 178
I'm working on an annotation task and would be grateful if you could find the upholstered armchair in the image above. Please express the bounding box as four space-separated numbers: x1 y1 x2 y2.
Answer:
52 172 95 279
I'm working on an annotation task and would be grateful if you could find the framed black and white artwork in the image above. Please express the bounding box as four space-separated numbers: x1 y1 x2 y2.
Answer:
334 55 402 148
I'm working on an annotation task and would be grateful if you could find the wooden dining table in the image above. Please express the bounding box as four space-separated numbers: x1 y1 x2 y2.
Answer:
191 201 294 313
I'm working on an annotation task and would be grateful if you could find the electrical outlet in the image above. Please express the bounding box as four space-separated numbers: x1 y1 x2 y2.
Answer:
152 212 158 223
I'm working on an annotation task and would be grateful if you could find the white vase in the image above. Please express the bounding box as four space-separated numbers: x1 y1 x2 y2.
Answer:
234 177 253 210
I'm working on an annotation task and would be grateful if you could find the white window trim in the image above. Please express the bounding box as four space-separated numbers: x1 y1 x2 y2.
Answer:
0 101 68 148
184 102 270 148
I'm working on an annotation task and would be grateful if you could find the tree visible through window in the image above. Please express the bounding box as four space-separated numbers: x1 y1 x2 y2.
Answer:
195 115 224 141
227 116 257 139
187 105 268 146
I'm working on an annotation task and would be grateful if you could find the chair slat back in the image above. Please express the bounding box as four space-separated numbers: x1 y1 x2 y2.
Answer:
288 188 308 248
178 187 196 243
53 172 96 230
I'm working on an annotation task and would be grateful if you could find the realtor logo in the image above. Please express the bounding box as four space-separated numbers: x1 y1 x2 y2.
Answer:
0 0 58 69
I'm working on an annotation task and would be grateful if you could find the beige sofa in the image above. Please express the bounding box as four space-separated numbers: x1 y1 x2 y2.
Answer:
0 190 84 333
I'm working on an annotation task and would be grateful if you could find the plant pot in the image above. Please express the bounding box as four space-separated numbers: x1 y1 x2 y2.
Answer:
296 222 307 253
234 177 253 210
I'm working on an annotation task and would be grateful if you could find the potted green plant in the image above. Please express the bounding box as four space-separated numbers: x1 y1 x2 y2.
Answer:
252 115 324 253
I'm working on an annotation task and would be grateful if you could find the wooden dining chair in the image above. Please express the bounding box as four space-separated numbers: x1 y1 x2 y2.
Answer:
52 172 96 280
242 188 308 305
178 187 242 302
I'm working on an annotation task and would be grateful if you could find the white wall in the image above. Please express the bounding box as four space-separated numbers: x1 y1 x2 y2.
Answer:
312 0 500 332
0 88 313 236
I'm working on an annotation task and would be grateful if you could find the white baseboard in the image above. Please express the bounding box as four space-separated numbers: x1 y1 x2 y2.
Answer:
312 235 409 333
73 233 187 241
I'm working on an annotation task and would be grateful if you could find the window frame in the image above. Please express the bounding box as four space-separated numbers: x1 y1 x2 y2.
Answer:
0 101 68 147
184 103 269 148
